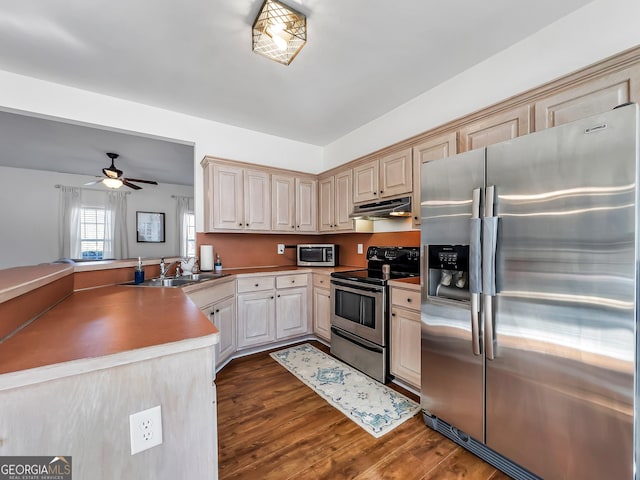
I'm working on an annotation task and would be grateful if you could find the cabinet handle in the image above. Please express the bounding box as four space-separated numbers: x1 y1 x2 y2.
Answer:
291 280 295 283
291 225 295 229
391 312 396 317
254 283 259 287
374 191 377 195
407 298 412 303
277 294 281 298
246 223 249 226
238 223 243 226
215 309 220 313
320 280 324 284
380 190 384 194
270 296 274 299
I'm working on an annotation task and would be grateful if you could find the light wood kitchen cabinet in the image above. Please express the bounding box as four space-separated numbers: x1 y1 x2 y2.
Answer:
459 104 531 152
353 148 412 204
275 273 310 339
237 273 310 348
411 132 457 227
295 177 317 232
272 175 317 232
312 273 331 341
390 284 421 389
208 296 236 365
185 278 236 366
237 275 276 348
237 289 276 348
319 168 353 232
534 64 640 131
202 159 270 232
271 174 295 232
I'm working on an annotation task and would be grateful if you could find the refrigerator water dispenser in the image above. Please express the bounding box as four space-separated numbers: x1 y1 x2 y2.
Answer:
427 245 470 302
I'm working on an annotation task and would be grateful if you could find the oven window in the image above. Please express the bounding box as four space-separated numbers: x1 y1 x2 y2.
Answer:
334 289 375 328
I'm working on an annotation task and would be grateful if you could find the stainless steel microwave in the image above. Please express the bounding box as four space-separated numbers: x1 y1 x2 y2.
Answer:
297 244 338 267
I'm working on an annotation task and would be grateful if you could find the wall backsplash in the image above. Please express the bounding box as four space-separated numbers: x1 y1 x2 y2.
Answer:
196 231 420 269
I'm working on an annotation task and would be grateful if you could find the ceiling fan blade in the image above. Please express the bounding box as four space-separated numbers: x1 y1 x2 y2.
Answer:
84 179 102 186
124 178 158 185
122 180 142 190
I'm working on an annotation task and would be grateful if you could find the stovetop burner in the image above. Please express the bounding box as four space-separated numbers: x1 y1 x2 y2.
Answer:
331 246 420 285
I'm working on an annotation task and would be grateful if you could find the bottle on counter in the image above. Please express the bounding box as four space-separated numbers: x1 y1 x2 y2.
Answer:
214 254 222 272
134 257 145 284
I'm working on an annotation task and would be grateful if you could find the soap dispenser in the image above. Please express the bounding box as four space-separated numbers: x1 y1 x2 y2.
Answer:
214 254 222 272
134 257 145 284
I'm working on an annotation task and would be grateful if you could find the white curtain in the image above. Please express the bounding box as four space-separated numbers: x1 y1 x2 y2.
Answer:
104 191 129 259
175 195 194 257
58 186 82 259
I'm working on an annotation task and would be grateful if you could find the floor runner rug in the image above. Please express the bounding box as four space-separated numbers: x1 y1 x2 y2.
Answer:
270 343 420 438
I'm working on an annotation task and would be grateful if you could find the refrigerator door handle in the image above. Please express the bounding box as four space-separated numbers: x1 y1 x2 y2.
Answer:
483 185 498 360
470 188 482 356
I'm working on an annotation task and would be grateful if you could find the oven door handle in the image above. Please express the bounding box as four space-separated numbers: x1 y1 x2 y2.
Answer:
331 327 383 354
330 280 383 294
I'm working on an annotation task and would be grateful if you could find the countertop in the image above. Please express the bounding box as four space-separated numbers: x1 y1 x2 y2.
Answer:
389 277 421 289
0 284 219 391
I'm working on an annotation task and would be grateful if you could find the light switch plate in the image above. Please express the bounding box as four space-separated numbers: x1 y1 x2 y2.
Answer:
129 405 163 455
357 244 363 254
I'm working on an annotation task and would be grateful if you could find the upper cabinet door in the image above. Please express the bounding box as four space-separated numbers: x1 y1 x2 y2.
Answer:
318 176 335 232
459 104 531 152
271 174 295 232
212 163 244 231
353 160 379 203
244 169 271 231
379 148 412 198
534 64 640 130
295 178 317 232
411 132 457 226
334 169 353 231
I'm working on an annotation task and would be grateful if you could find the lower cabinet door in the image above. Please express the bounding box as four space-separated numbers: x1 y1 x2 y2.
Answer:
313 287 331 341
390 307 421 389
210 296 236 364
276 287 309 339
237 291 276 348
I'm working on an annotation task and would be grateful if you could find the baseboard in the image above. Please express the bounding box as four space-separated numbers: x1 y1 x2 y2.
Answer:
390 377 420 397
216 335 328 373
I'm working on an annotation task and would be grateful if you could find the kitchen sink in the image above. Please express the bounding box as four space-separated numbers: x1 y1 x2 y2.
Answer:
122 272 229 288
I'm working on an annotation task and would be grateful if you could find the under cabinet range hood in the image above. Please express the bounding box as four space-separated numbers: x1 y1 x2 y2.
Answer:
349 196 412 219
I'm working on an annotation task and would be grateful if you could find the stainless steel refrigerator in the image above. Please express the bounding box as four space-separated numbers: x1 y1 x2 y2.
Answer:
420 103 638 480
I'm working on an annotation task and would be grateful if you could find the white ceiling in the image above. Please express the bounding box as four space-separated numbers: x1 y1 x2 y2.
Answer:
0 0 595 183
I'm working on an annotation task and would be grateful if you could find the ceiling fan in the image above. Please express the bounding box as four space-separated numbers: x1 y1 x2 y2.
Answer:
85 152 158 190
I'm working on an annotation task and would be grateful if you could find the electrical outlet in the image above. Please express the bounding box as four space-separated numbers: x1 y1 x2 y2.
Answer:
129 405 163 455
357 244 364 254
277 244 285 254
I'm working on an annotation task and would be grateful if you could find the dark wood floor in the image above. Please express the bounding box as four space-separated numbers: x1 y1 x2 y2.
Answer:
216 341 512 480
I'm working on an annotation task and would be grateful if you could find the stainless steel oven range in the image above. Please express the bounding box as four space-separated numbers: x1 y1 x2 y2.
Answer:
330 246 420 383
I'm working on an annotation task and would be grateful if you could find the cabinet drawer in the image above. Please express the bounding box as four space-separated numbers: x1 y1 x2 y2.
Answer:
276 273 308 289
391 288 420 311
237 276 275 293
312 274 330 289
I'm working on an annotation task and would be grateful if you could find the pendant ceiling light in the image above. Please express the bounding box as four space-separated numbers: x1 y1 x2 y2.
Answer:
252 0 306 65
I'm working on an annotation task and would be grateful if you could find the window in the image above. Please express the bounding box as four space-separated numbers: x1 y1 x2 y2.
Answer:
185 212 196 257
80 206 106 260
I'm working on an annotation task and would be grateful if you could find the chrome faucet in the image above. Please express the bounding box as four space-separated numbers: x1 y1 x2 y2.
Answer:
159 258 180 278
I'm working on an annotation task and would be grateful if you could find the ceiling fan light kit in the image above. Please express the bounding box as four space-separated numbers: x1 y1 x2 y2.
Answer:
84 152 158 190
252 0 306 65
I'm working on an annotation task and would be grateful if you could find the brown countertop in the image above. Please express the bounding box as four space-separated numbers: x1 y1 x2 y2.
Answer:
0 264 73 304
219 265 361 276
0 285 218 387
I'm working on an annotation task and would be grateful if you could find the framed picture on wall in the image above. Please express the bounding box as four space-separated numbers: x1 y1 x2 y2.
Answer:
136 211 165 243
